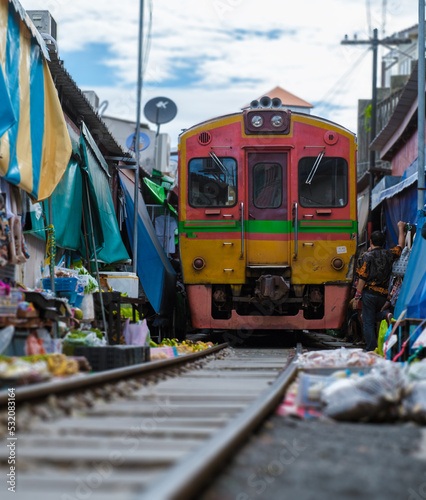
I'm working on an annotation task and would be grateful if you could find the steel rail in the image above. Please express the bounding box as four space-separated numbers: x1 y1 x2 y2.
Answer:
0 343 227 406
134 344 301 500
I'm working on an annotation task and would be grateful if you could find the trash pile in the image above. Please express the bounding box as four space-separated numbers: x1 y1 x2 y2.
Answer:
278 348 426 424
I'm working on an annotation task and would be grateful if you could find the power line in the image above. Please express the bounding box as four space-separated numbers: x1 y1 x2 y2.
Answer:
316 48 370 112
382 0 387 36
341 29 412 236
366 0 372 36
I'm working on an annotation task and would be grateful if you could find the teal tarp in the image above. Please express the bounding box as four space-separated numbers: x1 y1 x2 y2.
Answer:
29 123 128 264
80 127 128 262
47 157 83 250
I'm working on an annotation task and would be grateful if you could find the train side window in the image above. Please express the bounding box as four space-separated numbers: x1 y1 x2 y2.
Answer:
298 157 348 208
253 162 282 208
188 157 237 207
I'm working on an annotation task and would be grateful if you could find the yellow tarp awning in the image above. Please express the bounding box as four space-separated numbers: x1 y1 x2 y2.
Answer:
0 0 72 201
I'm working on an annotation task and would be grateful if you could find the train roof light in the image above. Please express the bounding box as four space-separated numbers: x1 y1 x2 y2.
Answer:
271 115 283 127
243 109 291 135
251 115 264 128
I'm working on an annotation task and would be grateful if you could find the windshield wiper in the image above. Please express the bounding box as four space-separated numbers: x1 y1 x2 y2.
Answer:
305 151 325 185
209 152 230 178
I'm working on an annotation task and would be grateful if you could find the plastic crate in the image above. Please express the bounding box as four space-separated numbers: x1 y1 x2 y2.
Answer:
73 345 150 371
74 294 83 308
43 277 78 292
56 291 77 306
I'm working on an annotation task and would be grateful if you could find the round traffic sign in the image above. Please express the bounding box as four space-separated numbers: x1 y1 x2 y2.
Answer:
126 132 151 152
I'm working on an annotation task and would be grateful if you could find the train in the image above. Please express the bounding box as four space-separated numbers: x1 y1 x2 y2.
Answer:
177 96 357 332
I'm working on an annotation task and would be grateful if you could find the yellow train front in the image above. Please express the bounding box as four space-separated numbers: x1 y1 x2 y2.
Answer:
178 98 357 332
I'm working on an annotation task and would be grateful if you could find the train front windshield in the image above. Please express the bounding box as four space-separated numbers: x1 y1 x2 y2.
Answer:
188 156 237 207
298 156 348 208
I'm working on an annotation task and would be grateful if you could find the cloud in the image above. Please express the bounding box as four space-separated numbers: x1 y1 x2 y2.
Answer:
21 0 420 149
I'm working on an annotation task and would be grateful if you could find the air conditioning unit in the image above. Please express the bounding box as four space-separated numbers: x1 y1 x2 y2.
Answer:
27 10 57 40
155 134 170 172
83 91 100 110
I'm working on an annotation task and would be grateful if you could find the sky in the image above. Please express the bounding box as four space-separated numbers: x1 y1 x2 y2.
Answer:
21 0 421 150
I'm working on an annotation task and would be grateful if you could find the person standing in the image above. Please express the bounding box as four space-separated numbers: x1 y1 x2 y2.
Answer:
353 221 407 351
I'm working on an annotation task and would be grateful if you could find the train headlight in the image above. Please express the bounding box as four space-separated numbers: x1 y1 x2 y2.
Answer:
193 257 206 270
331 257 344 270
251 115 263 128
271 114 283 127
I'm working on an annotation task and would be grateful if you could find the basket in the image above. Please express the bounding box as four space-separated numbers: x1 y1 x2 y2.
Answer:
73 345 150 371
43 277 78 292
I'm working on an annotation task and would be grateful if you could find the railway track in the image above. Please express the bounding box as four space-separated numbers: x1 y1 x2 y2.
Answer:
0 343 300 500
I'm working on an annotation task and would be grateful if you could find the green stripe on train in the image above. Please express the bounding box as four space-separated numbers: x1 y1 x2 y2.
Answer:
179 220 358 236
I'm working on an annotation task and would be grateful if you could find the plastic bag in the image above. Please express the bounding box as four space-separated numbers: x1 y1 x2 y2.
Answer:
392 246 411 276
400 380 426 424
123 318 149 346
322 378 382 421
377 320 389 356
25 332 46 356
322 363 406 421
407 360 426 381
295 347 382 369
0 326 14 354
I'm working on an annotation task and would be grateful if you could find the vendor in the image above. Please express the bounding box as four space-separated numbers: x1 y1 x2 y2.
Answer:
353 221 407 352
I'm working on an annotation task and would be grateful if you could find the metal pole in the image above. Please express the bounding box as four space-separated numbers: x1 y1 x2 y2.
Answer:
419 0 425 211
83 174 108 342
133 0 144 273
47 197 58 339
368 28 379 239
47 197 55 294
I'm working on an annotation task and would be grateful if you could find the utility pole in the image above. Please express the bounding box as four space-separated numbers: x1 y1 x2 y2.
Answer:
133 0 144 274
342 29 411 238
418 0 425 213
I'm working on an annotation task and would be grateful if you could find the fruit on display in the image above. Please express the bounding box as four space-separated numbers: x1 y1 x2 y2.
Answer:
0 353 79 382
150 338 215 353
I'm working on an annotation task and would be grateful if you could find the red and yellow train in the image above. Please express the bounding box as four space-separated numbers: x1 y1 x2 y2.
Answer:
178 97 357 332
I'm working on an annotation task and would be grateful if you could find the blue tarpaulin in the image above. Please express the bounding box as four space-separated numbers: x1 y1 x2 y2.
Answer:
394 210 426 319
119 172 176 315
383 184 418 248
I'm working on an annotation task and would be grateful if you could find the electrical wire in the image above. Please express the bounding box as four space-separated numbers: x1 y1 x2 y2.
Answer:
315 48 370 114
382 0 387 37
366 0 372 37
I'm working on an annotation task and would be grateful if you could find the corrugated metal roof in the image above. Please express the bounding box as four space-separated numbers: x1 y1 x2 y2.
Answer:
47 50 132 160
370 62 419 159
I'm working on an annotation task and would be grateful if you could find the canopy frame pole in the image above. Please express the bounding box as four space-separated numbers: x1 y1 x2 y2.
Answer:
82 172 108 343
47 197 58 339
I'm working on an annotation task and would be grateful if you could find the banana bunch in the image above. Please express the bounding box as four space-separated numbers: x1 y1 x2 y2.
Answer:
149 338 215 353
45 354 79 376
178 340 215 352
160 338 180 347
